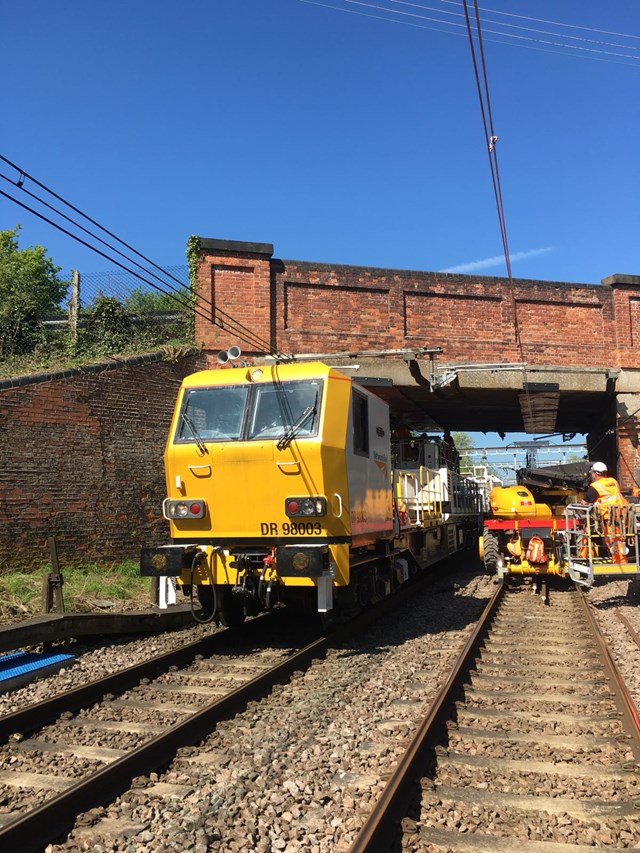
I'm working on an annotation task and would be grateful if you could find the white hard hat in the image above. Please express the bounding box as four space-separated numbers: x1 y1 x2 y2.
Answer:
590 461 608 473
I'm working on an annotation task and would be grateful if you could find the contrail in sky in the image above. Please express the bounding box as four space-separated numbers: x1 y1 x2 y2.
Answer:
440 247 553 274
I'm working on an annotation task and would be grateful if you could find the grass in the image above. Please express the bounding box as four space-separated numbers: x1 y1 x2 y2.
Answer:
0 332 195 381
0 560 153 622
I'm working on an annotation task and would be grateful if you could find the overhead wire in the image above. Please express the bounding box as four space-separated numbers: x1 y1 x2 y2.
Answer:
0 184 273 356
436 0 640 42
391 0 640 54
459 0 534 429
0 155 278 356
300 0 640 66
0 162 275 356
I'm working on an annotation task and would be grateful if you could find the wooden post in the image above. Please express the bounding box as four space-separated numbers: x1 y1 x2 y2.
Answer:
41 536 65 614
68 269 80 351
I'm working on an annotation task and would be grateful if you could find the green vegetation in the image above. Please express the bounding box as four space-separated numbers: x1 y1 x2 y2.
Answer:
0 226 69 360
0 226 195 380
0 560 152 622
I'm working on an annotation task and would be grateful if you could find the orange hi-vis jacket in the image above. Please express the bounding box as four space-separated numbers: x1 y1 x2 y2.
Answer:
590 477 627 506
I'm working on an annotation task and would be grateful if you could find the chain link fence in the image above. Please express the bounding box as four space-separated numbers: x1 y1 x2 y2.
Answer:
1 261 193 377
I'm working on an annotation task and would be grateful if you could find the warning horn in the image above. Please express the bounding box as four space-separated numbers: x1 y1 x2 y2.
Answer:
217 346 242 365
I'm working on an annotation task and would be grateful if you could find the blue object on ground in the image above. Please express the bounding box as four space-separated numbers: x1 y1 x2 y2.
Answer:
0 649 75 691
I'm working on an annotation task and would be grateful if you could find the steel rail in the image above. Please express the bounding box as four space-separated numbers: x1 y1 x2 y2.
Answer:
0 617 269 743
0 635 329 851
0 559 460 747
578 587 640 760
349 581 640 851
348 580 506 853
0 554 476 850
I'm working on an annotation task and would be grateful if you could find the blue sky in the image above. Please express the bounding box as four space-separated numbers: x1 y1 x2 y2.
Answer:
1 0 637 284
1 1 637 461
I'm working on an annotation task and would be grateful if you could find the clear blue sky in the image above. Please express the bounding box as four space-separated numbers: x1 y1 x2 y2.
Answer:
1 0 638 283
1 1 637 460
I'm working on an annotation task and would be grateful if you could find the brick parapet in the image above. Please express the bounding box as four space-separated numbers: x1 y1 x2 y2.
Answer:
194 239 629 369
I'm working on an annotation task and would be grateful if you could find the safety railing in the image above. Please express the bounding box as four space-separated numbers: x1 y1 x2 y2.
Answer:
395 466 443 528
564 503 640 586
394 466 481 529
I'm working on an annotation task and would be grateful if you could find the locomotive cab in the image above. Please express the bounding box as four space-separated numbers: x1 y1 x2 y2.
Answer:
141 359 481 625
141 362 393 623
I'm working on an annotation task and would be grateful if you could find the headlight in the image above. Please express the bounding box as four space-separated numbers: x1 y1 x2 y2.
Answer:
285 496 326 517
163 499 206 519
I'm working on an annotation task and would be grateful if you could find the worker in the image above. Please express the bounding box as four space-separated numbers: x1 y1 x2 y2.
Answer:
581 462 627 562
580 462 626 507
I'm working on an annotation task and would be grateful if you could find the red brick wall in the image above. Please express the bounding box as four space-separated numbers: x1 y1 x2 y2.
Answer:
195 239 273 361
275 264 625 368
194 241 640 370
0 351 206 571
194 240 640 485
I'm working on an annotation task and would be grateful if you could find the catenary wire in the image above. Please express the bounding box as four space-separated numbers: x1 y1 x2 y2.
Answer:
343 0 640 61
0 186 268 354
0 187 276 356
460 0 525 369
437 0 640 41
0 154 191 295
390 1 640 53
0 156 279 356
0 172 193 302
299 0 640 66
0 155 277 356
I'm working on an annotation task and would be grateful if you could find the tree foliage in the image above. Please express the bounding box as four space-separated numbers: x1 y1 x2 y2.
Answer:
0 226 68 357
452 431 475 451
84 295 134 352
123 285 190 313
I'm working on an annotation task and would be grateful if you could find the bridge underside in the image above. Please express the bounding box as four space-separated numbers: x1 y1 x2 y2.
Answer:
342 358 622 436
366 382 608 435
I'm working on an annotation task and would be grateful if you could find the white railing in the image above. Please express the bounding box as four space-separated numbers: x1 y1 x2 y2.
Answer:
394 466 481 529
564 503 640 586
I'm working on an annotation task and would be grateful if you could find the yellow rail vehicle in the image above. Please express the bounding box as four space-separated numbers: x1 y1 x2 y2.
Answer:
141 361 482 624
481 467 640 588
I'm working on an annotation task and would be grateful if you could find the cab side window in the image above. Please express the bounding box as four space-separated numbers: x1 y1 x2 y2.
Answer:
353 392 369 456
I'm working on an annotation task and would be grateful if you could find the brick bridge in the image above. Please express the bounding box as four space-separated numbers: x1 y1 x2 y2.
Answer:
193 238 640 492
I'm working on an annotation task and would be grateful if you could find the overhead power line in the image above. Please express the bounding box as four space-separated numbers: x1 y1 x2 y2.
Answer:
460 0 528 402
0 154 279 357
392 0 640 52
436 0 640 41
300 0 640 66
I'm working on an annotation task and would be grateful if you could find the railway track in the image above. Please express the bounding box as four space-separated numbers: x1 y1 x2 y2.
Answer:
350 581 640 851
0 563 448 851
0 615 325 851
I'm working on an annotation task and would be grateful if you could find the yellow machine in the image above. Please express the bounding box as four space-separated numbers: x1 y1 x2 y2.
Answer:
481 464 640 587
140 361 482 624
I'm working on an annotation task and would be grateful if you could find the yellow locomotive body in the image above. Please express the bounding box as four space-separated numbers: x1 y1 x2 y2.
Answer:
141 360 482 624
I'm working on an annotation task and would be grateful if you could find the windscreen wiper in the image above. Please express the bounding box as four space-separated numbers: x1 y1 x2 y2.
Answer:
277 396 317 451
181 412 209 455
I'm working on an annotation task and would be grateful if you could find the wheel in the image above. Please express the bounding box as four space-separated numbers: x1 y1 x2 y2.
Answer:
482 528 500 574
217 586 246 628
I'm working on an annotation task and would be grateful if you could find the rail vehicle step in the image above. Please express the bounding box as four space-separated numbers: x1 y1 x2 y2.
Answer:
0 649 75 693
